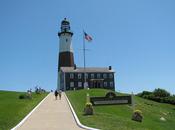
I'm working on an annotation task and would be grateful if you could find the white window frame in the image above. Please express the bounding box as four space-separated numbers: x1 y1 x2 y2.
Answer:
78 73 82 79
91 73 94 79
70 73 74 79
85 73 88 79
78 82 82 87
103 73 107 78
70 82 74 88
109 73 113 78
110 82 113 87
104 82 107 87
97 73 101 79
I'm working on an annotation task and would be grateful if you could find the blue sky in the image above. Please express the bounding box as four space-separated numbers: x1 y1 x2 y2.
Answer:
0 0 175 94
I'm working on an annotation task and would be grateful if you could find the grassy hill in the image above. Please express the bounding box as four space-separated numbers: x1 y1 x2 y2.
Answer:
0 90 48 130
66 89 175 130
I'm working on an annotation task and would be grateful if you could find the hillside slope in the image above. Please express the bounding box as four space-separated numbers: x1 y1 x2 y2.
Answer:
0 90 48 130
66 89 175 130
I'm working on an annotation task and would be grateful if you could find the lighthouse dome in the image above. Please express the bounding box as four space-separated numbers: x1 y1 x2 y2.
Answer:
61 18 70 32
61 18 70 24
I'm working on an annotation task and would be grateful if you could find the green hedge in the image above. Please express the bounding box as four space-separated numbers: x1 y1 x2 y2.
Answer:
137 88 175 105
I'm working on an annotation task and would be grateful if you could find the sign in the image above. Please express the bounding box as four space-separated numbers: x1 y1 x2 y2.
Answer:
90 92 132 105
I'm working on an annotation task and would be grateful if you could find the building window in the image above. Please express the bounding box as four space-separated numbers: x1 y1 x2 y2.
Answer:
110 82 113 87
85 73 88 79
70 82 74 87
91 74 94 79
97 73 101 79
78 82 82 87
104 82 107 87
78 73 82 79
103 73 107 78
70 73 74 79
109 73 113 78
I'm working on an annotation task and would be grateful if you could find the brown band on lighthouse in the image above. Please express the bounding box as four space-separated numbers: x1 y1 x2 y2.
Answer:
58 51 74 70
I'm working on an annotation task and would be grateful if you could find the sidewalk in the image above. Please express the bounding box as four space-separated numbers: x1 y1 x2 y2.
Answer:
16 93 84 130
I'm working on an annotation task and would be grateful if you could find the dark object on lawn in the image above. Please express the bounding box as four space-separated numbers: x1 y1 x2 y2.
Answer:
132 110 143 122
84 102 93 115
19 94 31 99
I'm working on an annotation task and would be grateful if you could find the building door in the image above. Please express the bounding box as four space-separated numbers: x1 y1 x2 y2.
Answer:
97 82 101 88
95 81 97 88
92 81 97 88
92 80 103 88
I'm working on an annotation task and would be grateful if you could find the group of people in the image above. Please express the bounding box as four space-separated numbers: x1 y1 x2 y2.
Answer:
54 90 62 100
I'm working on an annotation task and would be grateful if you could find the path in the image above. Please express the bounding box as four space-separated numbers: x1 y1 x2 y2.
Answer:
16 93 84 130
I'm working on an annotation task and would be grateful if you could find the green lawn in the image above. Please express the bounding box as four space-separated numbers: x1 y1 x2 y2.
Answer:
66 89 175 130
0 90 48 130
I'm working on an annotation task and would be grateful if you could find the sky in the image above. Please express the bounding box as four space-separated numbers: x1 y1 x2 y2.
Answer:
0 0 175 94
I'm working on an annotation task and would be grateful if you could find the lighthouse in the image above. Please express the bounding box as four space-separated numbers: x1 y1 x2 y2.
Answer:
57 19 115 91
57 18 74 90
58 18 74 69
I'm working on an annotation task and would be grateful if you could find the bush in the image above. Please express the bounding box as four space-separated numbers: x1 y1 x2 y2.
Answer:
19 94 31 99
137 91 152 97
153 88 170 98
132 110 143 122
137 88 175 105
19 94 26 99
84 102 93 115
164 96 175 105
142 91 152 96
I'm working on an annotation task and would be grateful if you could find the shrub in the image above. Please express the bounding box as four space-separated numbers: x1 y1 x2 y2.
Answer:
137 91 152 97
137 89 175 105
132 109 143 122
142 91 152 96
142 95 149 99
19 94 31 99
153 88 170 98
164 96 175 105
84 102 93 115
19 94 26 99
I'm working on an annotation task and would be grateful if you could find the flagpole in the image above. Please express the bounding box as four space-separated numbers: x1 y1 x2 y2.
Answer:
83 31 86 89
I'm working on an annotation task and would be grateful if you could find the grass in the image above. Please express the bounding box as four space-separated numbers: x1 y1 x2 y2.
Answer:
0 90 48 130
66 89 175 130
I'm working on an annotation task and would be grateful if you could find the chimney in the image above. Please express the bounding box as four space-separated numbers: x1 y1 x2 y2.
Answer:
109 66 112 70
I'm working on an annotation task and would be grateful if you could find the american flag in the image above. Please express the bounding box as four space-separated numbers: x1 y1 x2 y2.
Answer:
84 32 92 42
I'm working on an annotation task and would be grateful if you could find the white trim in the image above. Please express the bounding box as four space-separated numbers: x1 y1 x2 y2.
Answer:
64 93 100 130
11 93 50 130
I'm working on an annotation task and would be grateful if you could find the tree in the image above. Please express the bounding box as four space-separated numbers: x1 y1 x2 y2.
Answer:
153 88 170 98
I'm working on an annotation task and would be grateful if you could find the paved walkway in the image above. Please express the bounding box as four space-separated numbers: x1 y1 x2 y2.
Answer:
17 93 84 130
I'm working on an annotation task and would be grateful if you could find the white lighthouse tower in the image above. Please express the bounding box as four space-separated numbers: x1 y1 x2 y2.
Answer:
58 18 74 68
57 18 74 90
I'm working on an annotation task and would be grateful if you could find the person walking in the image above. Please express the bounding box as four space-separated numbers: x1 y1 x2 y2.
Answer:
54 90 58 100
58 90 62 100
